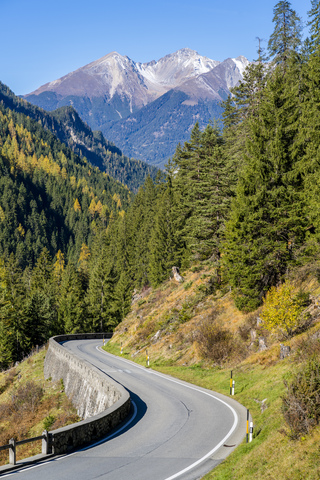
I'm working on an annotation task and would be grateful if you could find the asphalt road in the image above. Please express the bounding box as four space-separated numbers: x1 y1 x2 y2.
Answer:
3 339 247 480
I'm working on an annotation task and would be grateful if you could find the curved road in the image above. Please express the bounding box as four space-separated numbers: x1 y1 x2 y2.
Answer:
4 339 247 480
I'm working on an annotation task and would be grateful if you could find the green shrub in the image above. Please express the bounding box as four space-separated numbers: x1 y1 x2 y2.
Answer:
43 414 56 431
282 358 320 438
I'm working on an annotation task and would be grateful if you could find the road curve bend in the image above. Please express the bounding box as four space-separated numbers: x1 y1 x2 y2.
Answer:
3 339 247 480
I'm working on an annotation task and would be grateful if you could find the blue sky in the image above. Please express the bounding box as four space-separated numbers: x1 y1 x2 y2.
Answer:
0 0 311 95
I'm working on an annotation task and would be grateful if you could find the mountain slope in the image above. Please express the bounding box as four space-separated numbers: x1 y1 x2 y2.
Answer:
103 90 224 167
106 264 320 480
0 83 158 192
25 49 249 166
0 85 133 267
26 49 221 109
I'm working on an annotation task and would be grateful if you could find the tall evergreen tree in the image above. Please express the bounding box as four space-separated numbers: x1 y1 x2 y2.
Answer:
173 123 232 263
58 264 87 333
308 0 320 53
268 0 302 66
222 45 268 185
0 255 26 368
86 233 118 332
223 65 306 311
296 0 320 246
148 177 181 286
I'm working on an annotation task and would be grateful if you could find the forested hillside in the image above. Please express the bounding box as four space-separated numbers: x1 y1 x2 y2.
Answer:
0 96 138 367
85 0 320 334
0 83 158 192
0 102 132 267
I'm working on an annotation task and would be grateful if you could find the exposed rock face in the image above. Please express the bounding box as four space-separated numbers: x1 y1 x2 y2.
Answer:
258 337 267 352
26 49 237 107
280 344 291 360
172 266 184 283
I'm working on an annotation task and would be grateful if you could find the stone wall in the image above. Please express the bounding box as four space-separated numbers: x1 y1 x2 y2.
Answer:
44 334 131 454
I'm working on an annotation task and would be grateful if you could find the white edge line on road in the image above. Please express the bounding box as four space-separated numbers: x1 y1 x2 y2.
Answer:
96 346 239 480
1 400 138 477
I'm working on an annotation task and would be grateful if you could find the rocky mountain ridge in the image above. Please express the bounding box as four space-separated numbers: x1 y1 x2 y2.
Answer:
25 49 249 167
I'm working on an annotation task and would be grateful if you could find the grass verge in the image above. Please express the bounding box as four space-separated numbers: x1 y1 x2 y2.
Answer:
104 341 320 480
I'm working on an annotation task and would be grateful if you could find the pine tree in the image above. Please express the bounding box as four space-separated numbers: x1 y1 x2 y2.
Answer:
296 1 320 246
148 178 181 286
223 65 306 311
173 123 232 263
268 0 302 66
58 264 87 333
29 248 60 337
0 255 27 367
308 0 320 53
129 176 157 288
113 270 132 320
222 61 269 225
86 234 118 332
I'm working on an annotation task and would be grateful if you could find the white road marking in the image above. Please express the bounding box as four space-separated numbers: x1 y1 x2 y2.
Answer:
2 343 239 479
97 346 239 480
1 400 138 477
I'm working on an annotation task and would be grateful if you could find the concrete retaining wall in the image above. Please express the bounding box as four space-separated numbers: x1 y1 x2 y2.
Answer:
44 334 131 455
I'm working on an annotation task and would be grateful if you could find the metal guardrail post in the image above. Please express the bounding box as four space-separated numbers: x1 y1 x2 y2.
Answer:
42 430 50 454
9 438 16 465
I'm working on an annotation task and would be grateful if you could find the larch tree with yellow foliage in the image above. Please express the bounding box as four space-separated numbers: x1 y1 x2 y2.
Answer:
260 281 309 339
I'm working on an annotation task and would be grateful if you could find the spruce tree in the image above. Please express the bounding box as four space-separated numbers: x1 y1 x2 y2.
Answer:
86 233 118 332
268 0 302 66
148 177 181 286
297 1 320 246
58 264 87 333
308 0 320 53
173 123 231 263
0 255 26 367
223 65 306 311
222 48 268 185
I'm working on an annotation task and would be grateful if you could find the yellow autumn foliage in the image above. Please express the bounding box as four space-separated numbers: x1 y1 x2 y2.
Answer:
260 281 307 338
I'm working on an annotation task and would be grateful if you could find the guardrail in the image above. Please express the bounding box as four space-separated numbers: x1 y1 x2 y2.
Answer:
0 430 50 465
0 333 131 471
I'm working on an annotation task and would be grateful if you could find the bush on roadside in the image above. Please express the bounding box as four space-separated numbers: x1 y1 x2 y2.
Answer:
261 281 310 339
196 310 245 366
282 357 320 438
11 381 44 415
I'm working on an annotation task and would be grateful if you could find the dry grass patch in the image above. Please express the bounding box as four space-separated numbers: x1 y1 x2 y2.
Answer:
0 348 79 465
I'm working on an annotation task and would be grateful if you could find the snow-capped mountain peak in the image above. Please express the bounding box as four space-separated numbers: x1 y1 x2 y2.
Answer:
25 49 250 165
136 48 220 89
28 48 247 107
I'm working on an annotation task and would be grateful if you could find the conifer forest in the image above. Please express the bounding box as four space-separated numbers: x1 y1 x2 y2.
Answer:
1 0 320 370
